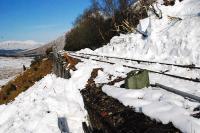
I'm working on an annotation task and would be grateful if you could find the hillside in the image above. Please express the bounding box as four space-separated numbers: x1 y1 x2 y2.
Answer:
79 0 200 66
17 35 65 57
0 40 44 56
0 40 43 50
0 36 65 57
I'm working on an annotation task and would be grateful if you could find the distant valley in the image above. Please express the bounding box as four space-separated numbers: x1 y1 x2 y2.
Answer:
0 40 44 57
0 36 65 86
0 49 24 56
0 35 65 57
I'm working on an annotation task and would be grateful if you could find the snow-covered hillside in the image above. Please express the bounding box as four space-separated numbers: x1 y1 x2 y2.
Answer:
80 0 200 66
0 0 200 133
0 62 94 133
18 35 65 56
76 0 200 132
0 40 44 50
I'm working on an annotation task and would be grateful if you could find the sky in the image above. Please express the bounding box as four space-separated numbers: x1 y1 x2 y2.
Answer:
0 0 91 43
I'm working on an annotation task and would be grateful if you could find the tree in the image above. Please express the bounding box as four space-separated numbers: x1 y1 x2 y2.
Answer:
64 0 154 51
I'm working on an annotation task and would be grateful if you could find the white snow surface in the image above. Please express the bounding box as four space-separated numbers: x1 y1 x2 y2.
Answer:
0 0 200 132
0 57 33 87
0 57 32 69
0 40 44 50
69 56 200 133
78 0 200 66
76 0 200 132
0 62 94 133
102 85 200 133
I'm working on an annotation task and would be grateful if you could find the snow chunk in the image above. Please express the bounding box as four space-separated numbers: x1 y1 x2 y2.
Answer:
102 85 200 133
0 61 95 133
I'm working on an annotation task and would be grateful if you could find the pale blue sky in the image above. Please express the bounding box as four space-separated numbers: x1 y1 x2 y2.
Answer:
0 0 91 43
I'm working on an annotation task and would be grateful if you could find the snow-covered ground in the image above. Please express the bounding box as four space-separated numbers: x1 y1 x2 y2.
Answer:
0 0 200 133
76 0 200 132
79 0 200 66
73 58 200 133
1 56 200 133
0 62 94 133
0 57 32 87
103 85 200 133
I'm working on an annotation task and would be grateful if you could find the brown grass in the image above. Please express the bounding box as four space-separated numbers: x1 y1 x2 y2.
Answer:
63 53 80 71
0 58 53 105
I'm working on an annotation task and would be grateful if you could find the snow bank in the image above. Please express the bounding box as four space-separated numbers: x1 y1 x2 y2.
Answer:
102 85 200 133
80 0 200 66
0 62 94 133
1 0 199 132
76 1 200 131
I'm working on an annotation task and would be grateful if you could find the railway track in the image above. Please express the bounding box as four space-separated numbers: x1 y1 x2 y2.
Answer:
69 52 200 69
153 83 200 102
53 51 199 132
57 51 200 102
68 52 200 83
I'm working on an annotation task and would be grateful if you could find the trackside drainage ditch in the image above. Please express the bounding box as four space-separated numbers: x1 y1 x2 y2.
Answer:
52 52 181 133
81 68 181 133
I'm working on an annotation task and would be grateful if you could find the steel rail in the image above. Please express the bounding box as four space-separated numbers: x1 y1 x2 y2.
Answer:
68 52 200 69
154 83 200 102
70 53 200 83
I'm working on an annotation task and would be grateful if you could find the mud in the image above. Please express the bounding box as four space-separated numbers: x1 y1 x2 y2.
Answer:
81 69 181 133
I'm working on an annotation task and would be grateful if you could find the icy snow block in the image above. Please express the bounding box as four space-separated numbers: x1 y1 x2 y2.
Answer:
125 70 150 89
136 17 150 37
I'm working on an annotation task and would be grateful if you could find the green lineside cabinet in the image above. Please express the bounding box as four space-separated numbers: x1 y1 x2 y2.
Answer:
125 70 150 89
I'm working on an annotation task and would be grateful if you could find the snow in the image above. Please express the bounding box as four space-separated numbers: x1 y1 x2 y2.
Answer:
102 85 200 133
0 57 32 70
74 0 200 132
79 0 200 66
0 40 44 50
95 70 110 84
0 57 33 87
72 52 200 133
136 17 151 36
0 0 200 132
0 77 14 88
0 61 95 133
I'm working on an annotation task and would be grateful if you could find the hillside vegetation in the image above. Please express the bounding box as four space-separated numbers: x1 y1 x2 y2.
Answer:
0 57 52 104
64 0 151 51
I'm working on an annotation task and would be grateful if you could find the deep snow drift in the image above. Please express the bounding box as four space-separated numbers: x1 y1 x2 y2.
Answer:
0 0 200 133
0 61 95 133
103 85 200 133
79 0 200 66
75 0 200 132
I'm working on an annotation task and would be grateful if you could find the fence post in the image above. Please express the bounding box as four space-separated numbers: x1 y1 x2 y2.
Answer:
52 48 71 79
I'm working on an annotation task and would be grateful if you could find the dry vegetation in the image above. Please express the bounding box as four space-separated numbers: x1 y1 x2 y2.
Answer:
0 57 53 105
64 0 151 51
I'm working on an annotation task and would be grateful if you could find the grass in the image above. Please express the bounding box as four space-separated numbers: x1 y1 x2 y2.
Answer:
0 57 53 105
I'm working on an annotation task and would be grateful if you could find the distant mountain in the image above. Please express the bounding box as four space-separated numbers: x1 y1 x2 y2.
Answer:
17 35 65 57
0 40 44 50
0 40 44 56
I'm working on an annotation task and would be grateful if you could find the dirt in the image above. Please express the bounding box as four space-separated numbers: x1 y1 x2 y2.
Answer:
81 68 181 133
107 77 125 86
192 112 200 119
